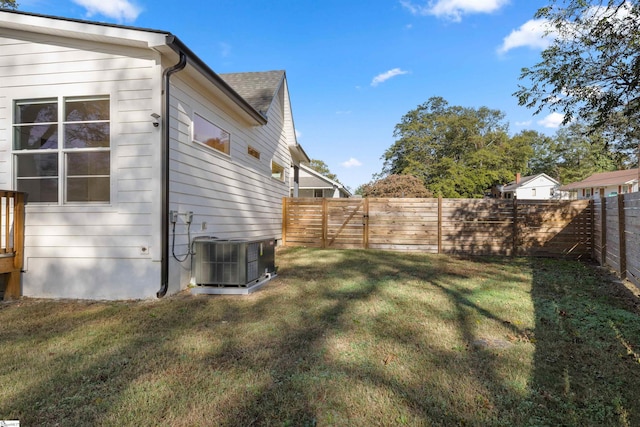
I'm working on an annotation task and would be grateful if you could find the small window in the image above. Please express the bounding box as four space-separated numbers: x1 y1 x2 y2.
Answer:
271 161 285 181
531 188 536 197
193 113 230 155
314 189 323 198
248 146 260 160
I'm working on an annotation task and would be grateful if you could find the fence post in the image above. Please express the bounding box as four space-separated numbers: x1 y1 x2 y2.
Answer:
321 198 328 249
363 198 369 249
281 197 288 247
512 199 518 256
437 196 442 254
601 197 607 266
618 194 626 279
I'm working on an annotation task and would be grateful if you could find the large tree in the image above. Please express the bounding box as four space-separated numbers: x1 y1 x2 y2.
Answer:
1 1 18 9
515 0 640 161
383 97 531 198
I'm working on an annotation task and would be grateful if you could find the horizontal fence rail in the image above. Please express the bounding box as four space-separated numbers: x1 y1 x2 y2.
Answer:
282 197 593 259
1 191 26 300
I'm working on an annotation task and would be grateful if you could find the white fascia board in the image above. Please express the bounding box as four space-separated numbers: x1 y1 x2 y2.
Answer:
0 10 168 49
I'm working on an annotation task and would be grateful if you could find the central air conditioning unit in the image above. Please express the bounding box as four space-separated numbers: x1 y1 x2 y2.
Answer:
193 238 276 287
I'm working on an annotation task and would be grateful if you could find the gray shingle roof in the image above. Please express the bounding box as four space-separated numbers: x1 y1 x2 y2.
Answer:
560 168 639 190
219 70 285 115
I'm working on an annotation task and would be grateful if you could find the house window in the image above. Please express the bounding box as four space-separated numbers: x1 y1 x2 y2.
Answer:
271 161 285 181
13 96 110 203
314 189 323 198
193 113 230 155
531 188 536 197
585 188 592 198
247 146 260 160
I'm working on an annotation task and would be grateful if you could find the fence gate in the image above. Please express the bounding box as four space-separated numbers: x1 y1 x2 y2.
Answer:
282 198 367 248
324 198 366 248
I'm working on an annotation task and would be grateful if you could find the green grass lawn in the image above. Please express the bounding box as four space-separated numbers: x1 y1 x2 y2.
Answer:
1 247 639 426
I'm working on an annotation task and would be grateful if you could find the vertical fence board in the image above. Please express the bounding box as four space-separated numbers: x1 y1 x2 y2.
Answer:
624 193 640 286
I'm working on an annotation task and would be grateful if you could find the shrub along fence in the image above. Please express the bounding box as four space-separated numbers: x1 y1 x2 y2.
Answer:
282 197 593 258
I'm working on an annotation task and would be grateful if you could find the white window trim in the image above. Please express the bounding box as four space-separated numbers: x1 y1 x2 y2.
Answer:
12 95 112 205
192 112 231 157
271 160 286 182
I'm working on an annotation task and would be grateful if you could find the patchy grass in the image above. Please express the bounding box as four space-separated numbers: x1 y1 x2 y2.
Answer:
1 247 639 426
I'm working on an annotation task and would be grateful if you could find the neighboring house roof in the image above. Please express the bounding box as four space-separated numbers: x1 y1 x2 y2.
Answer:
560 168 640 191
220 71 285 116
299 164 351 197
502 173 559 192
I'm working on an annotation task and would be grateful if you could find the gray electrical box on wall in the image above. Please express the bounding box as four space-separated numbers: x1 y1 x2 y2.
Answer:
193 238 276 286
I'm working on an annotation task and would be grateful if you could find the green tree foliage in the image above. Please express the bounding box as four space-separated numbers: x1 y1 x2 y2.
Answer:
1 1 18 9
521 123 622 184
358 174 432 198
308 159 340 183
517 130 561 179
515 0 640 159
553 122 620 183
384 97 531 198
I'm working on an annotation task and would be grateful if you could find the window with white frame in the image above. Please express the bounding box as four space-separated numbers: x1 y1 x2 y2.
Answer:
193 113 230 155
13 96 110 203
271 161 285 181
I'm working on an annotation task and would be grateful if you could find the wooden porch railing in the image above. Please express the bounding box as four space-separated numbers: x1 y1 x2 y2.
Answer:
1 191 26 300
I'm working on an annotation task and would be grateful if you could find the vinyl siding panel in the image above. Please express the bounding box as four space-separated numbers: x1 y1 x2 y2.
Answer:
0 31 163 299
166 74 293 286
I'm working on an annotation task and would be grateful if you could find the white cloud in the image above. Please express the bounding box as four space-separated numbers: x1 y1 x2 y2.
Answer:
341 158 362 168
72 0 142 23
401 0 509 22
515 120 532 127
538 112 564 128
371 68 409 86
498 19 554 54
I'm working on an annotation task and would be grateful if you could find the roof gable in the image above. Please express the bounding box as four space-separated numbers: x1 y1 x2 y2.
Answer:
219 71 285 116
502 173 559 192
299 164 351 196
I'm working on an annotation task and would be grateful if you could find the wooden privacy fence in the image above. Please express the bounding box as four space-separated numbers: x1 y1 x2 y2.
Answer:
593 193 640 287
1 191 26 300
282 197 593 258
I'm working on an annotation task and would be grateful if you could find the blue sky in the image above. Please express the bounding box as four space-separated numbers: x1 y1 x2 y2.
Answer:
17 0 562 190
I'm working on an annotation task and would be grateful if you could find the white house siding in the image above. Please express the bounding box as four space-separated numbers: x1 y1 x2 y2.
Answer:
0 31 164 299
166 72 292 288
515 177 568 200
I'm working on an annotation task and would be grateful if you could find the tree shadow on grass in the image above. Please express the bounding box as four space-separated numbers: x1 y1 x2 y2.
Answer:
4 249 639 426
527 258 640 426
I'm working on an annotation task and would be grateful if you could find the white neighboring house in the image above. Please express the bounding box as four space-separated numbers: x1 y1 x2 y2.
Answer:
295 164 351 198
499 173 569 200
560 168 639 199
0 10 309 300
